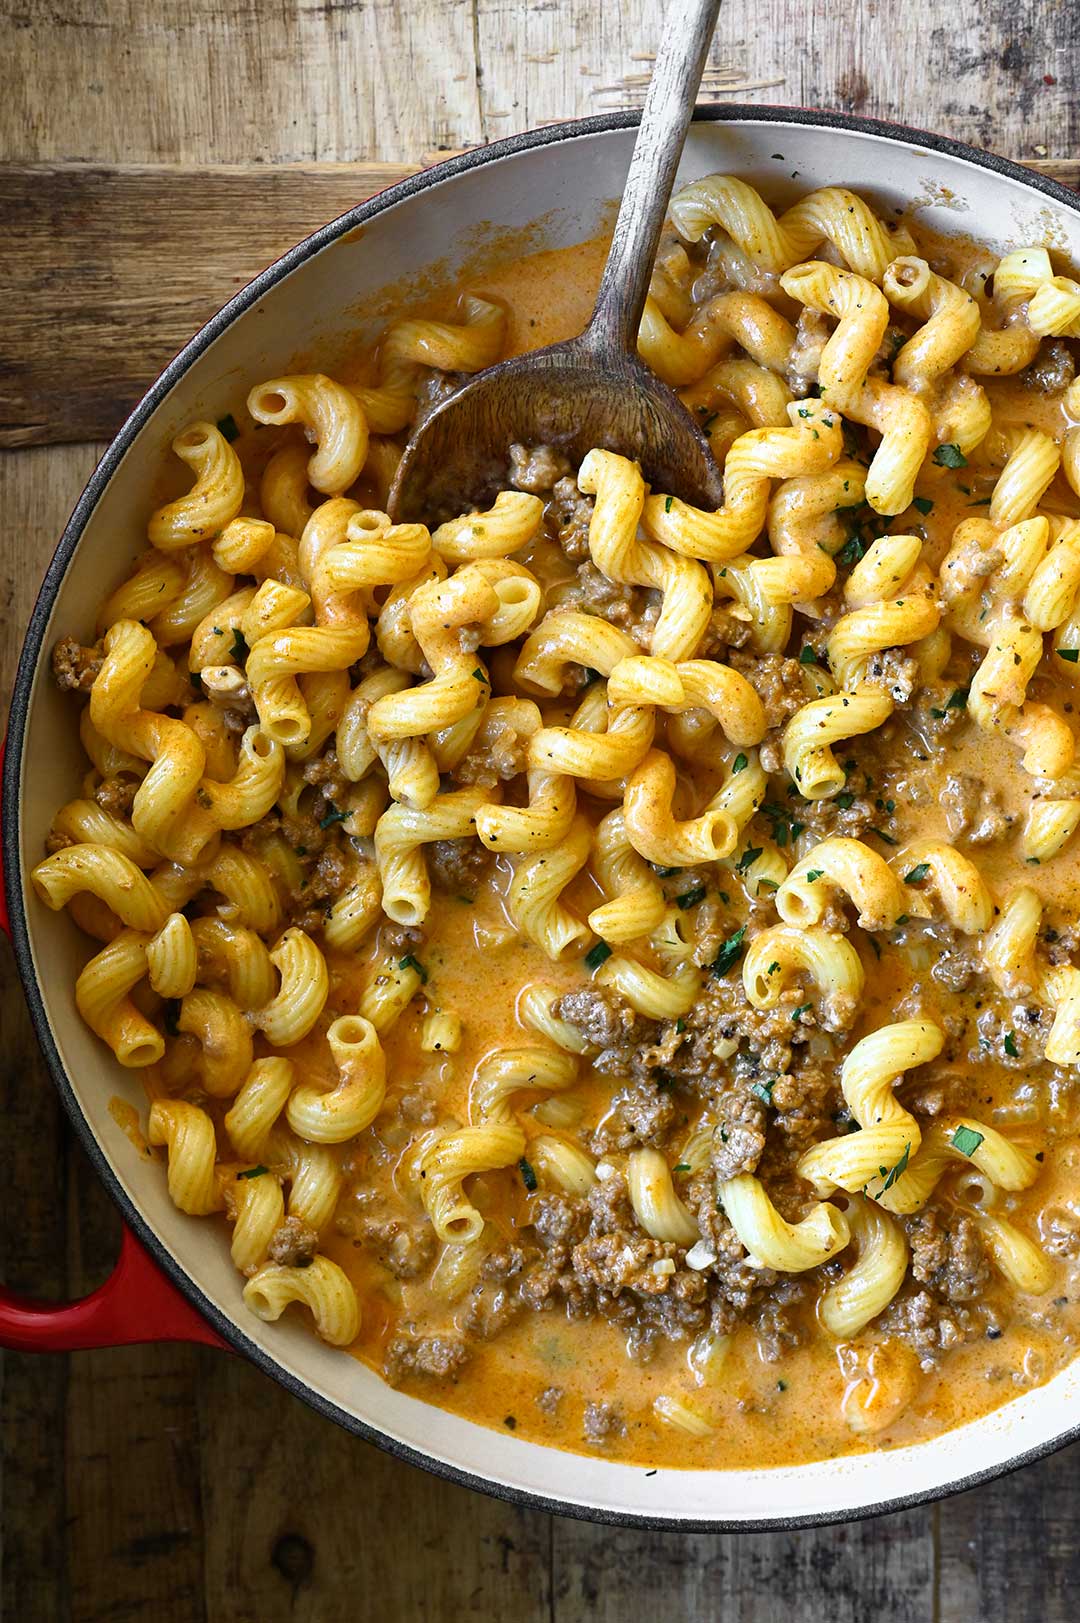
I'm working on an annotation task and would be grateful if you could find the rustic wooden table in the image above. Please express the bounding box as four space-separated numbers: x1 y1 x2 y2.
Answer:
3 3 1080 1617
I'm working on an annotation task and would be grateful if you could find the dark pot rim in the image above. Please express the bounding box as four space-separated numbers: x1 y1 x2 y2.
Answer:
5 103 1080 1532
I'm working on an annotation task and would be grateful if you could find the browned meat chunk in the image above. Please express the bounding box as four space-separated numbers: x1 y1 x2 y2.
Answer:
908 1210 990 1303
549 475 594 561
426 836 490 897
508 442 572 495
940 772 1010 846
267 1216 319 1268
52 635 103 691
1019 339 1075 395
709 1087 767 1180
583 1401 625 1444
384 1330 470 1384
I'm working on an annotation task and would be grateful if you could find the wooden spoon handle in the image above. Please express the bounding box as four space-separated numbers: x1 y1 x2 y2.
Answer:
585 0 723 357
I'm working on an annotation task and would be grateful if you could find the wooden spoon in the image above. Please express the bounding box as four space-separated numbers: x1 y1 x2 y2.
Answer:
388 0 725 522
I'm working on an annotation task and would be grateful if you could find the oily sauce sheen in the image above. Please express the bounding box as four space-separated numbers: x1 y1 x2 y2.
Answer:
321 228 1080 1468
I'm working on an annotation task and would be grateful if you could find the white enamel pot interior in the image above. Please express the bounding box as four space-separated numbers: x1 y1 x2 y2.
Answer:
6 109 1080 1530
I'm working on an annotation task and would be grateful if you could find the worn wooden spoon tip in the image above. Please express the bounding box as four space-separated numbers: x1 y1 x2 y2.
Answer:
387 335 724 522
388 0 725 525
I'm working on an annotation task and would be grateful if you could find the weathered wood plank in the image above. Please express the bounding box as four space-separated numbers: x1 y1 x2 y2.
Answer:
65 1147 208 1623
938 1441 1080 1622
197 1352 552 1623
3 154 1077 449
0 442 101 1623
1 1 1076 168
552 1507 936 1622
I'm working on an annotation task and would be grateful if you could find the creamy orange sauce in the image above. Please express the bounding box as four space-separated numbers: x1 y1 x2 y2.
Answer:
83 202 1080 1469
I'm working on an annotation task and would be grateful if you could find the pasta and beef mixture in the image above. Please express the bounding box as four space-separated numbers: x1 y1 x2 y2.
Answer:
35 173 1080 1467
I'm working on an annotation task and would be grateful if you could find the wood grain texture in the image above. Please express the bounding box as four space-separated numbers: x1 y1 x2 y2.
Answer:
3 2 1080 1620
3 155 1078 448
1 0 1076 166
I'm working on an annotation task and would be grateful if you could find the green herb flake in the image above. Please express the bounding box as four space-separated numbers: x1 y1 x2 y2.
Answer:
791 1002 812 1023
836 792 855 810
216 412 240 443
805 868 824 883
664 495 674 513
584 940 613 971
711 925 747 977
951 1125 985 1157
319 801 349 830
737 845 763 873
912 496 934 516
777 1379 788 1392
231 627 250 663
750 1077 775 1106
676 885 706 911
731 752 748 774
398 953 428 984
933 442 967 469
675 1017 686 1034
904 862 932 884
798 644 819 666
237 1164 268 1180
836 534 866 567
1059 648 1080 663
870 826 898 846
472 667 487 681
946 687 969 710
518 1156 538 1193
673 1163 691 1174
877 1142 911 1195
1004 1032 1018 1058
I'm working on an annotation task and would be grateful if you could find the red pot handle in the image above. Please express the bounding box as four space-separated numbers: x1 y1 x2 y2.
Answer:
0 738 226 1352
0 1226 226 1351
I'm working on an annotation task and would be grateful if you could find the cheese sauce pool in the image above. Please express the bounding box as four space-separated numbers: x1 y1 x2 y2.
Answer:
270 223 1080 1466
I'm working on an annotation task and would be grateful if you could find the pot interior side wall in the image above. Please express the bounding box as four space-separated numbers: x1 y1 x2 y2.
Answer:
10 113 1080 1527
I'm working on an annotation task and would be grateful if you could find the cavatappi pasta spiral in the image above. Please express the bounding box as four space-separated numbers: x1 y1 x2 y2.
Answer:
36 169 1080 1473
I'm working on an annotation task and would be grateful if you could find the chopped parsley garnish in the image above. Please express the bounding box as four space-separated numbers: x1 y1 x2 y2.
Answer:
869 826 898 845
946 686 969 709
912 496 934 516
951 1125 985 1158
216 413 240 443
750 1077 775 1106
933 442 968 468
877 1142 911 1195
711 924 747 977
675 885 706 911
584 940 613 971
805 868 824 883
731 752 748 774
736 846 762 873
1004 1032 1018 1058
664 495 674 513
798 645 819 665
835 534 866 567
319 801 349 829
835 792 855 810
472 667 487 682
673 1163 691 1174
236 1164 268 1180
518 1157 538 1193
398 953 428 983
904 862 932 884
791 1002 812 1023
1058 648 1080 663
231 627 250 662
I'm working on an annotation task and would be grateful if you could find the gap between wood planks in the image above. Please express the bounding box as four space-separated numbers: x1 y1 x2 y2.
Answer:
1 155 1078 450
